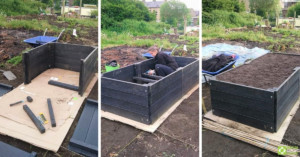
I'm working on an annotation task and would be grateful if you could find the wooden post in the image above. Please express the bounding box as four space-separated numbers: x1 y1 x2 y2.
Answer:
294 11 296 28
276 11 279 28
62 0 65 17
79 0 82 18
266 12 269 27
183 16 187 35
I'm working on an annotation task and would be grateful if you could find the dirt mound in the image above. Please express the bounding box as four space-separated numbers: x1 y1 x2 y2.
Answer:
101 46 147 71
0 29 33 60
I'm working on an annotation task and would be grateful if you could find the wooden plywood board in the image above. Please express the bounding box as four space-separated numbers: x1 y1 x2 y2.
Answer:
101 84 199 133
204 96 300 142
0 68 98 152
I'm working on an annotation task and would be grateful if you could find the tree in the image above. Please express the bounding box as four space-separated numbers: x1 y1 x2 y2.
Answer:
41 0 54 7
160 0 189 29
101 0 155 29
202 0 245 13
249 0 280 18
287 2 300 17
74 0 97 6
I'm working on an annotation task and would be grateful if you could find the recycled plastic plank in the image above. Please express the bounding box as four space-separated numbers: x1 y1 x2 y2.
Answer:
0 68 98 152
0 141 37 157
102 85 199 133
69 99 98 157
0 83 13 96
102 57 199 125
204 91 300 142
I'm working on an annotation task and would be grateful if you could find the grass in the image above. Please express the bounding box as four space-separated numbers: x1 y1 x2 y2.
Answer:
179 35 199 44
57 17 98 28
272 28 300 38
1 19 60 32
6 48 31 66
104 19 170 36
102 19 171 48
0 15 97 33
101 31 176 49
202 24 277 43
7 55 22 65
203 10 262 28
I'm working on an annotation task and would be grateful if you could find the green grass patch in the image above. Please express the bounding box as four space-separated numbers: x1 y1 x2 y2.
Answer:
203 10 262 28
0 19 60 32
7 55 22 65
129 38 176 49
202 24 276 43
273 28 300 38
57 17 98 28
104 19 170 36
179 35 199 44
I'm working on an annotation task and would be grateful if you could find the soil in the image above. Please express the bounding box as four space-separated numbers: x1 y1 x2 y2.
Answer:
217 53 300 89
101 45 147 70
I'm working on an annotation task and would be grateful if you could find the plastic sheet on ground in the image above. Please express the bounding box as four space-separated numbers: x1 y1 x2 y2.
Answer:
202 43 270 67
202 43 270 83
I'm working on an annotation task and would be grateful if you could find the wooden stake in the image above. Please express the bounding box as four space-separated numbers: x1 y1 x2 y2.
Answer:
62 0 65 17
294 11 296 29
79 0 82 18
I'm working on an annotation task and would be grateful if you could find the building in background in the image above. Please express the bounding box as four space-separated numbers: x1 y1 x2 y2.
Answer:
190 8 199 26
142 0 167 22
66 0 74 6
61 4 97 17
281 0 300 17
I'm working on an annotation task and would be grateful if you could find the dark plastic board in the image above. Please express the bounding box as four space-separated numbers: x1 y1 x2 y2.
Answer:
0 83 13 96
69 99 98 157
0 141 37 157
101 57 199 124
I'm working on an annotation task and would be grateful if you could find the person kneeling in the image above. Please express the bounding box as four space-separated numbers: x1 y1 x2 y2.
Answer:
148 46 179 76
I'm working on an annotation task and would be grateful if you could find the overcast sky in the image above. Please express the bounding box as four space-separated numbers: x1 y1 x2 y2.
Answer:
143 0 200 11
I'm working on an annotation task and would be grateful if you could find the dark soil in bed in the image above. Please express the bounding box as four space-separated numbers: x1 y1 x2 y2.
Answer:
217 53 300 89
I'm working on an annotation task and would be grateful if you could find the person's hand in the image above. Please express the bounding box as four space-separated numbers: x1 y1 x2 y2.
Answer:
148 70 155 75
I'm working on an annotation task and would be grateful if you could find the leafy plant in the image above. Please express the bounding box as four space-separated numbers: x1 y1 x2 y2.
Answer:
7 55 22 65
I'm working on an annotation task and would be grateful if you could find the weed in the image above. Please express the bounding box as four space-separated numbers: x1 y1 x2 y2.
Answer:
267 44 274 50
7 55 22 65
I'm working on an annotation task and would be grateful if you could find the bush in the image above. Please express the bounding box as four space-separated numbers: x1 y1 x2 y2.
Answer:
104 19 170 36
101 0 155 29
203 0 245 13
202 10 262 28
0 0 46 16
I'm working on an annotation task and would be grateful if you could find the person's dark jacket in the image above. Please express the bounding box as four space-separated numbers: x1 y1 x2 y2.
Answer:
154 52 179 70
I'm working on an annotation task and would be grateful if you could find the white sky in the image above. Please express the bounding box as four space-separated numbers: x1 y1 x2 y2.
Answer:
143 0 200 11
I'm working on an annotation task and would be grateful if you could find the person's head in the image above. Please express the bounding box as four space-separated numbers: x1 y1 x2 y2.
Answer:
148 45 159 57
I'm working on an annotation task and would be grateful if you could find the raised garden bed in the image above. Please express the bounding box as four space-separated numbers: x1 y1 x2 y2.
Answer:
23 43 98 96
210 53 300 132
101 57 199 124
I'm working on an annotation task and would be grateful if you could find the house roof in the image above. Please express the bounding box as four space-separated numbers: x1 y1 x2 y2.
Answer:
144 1 165 8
